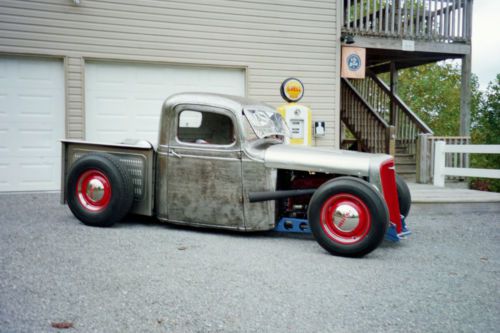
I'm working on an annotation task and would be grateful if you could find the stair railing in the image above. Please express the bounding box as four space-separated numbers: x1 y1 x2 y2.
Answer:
341 78 395 154
349 71 433 155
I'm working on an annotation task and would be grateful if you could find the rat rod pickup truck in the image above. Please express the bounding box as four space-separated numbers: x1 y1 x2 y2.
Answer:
61 93 411 257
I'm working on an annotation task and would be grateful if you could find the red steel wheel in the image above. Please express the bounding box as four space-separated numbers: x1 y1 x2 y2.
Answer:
308 177 389 257
75 169 112 212
319 193 371 245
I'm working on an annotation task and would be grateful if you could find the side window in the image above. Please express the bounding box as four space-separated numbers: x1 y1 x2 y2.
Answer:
177 110 235 145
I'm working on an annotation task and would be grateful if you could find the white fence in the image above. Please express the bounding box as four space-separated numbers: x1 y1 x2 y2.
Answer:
433 141 500 187
417 134 470 183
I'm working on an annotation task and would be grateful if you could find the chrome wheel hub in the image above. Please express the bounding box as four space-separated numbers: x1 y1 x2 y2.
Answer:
85 178 105 202
333 204 360 232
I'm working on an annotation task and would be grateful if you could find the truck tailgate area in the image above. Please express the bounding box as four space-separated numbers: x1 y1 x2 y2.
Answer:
61 140 155 216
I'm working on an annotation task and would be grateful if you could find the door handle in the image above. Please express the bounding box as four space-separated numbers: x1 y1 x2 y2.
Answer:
169 149 182 159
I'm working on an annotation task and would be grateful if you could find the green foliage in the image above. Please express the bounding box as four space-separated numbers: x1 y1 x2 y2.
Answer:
381 62 481 136
471 74 500 145
470 75 500 192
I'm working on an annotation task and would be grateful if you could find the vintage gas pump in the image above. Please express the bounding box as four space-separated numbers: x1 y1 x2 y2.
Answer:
277 78 312 146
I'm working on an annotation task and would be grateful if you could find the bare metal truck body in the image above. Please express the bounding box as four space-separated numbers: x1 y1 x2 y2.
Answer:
62 93 411 257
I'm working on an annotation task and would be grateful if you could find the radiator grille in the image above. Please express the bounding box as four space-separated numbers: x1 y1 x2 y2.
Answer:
72 152 145 201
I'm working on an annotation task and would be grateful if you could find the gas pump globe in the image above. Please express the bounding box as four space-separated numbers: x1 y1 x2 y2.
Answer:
277 78 312 146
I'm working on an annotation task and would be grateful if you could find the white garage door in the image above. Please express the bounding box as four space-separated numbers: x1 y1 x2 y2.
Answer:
85 62 245 143
0 56 65 192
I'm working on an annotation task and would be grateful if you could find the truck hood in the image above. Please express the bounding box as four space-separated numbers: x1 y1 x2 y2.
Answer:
263 144 391 177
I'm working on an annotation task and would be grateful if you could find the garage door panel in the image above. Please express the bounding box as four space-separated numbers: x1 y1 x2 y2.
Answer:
0 128 8 153
17 128 55 153
86 62 245 143
0 56 64 192
0 156 60 191
133 96 165 110
133 97 163 133
18 62 54 81
135 118 160 131
92 63 129 84
0 94 6 113
91 96 128 116
135 67 168 85
19 161 54 183
18 94 59 115
92 132 128 145
0 162 10 187
0 60 7 77
93 121 129 133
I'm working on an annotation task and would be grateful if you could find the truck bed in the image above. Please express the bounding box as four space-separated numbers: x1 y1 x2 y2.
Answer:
61 139 155 216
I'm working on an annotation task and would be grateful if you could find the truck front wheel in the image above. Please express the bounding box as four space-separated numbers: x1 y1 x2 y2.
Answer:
308 177 389 257
66 153 134 227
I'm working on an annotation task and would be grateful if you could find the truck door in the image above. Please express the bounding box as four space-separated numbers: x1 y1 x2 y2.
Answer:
166 105 244 229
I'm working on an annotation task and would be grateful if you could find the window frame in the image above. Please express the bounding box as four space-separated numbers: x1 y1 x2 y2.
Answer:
172 104 240 149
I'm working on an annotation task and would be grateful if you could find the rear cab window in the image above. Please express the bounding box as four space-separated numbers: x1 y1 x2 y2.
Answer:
177 110 235 145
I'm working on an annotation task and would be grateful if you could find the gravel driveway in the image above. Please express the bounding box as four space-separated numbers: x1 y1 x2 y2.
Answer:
1 192 499 333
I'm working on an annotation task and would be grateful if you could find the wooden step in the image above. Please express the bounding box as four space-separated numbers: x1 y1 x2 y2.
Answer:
395 154 415 164
395 160 416 166
395 164 416 174
396 147 409 154
399 174 416 183
395 153 414 158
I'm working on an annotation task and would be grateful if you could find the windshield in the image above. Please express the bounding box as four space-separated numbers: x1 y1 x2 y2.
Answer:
243 108 290 139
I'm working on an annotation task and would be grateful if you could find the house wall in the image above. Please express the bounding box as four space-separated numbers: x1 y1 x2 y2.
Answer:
0 0 340 147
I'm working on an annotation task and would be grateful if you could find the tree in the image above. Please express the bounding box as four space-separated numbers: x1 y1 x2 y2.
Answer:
472 74 500 145
385 62 481 136
470 74 500 192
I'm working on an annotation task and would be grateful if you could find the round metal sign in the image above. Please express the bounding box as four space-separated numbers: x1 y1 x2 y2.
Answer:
347 54 362 71
280 78 304 103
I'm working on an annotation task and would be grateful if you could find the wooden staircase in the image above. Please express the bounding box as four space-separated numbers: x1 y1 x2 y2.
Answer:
341 70 433 180
395 144 417 182
340 78 393 154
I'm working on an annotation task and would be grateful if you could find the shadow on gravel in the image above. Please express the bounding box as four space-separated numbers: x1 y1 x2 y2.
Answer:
68 210 403 251
115 213 315 242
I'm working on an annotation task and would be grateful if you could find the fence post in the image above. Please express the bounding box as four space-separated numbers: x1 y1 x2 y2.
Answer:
416 133 430 183
433 141 446 187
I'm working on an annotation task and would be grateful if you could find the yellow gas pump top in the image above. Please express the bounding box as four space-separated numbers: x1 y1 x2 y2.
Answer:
278 78 312 146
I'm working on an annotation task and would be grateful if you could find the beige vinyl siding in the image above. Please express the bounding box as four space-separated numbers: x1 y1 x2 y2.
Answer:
0 0 340 147
65 56 84 139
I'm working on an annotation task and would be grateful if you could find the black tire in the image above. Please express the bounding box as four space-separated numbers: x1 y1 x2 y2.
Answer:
66 153 134 227
396 174 411 217
308 177 389 257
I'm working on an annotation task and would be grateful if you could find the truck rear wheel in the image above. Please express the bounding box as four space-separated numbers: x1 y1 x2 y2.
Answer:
66 153 134 227
308 177 389 257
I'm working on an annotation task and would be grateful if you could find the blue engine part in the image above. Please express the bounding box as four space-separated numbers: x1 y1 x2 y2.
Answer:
274 217 311 233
